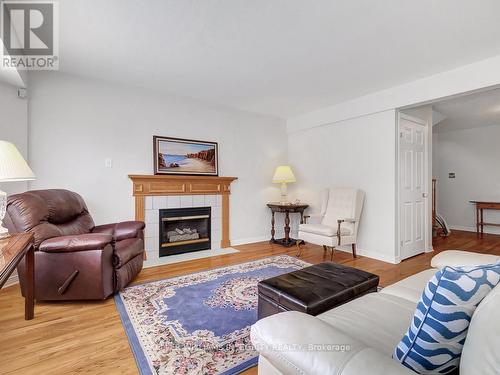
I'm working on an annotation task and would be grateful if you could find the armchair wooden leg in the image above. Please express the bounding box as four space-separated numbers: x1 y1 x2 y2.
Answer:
322 245 328 260
296 240 303 257
352 243 357 258
330 246 335 261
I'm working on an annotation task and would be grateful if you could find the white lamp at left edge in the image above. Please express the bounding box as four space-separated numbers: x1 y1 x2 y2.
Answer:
0 140 35 238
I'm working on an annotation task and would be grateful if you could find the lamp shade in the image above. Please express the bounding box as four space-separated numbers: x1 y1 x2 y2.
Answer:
0 140 35 182
272 165 296 183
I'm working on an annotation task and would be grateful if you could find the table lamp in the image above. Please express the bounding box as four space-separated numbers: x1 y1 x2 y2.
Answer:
0 141 35 238
272 165 296 204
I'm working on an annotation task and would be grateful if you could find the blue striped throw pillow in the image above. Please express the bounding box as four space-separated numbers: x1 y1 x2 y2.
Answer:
394 263 500 374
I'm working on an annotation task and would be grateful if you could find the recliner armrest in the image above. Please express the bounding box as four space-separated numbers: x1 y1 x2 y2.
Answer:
250 311 412 375
39 233 113 253
92 221 145 241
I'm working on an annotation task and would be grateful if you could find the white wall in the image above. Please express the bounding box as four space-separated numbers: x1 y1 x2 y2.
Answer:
28 72 287 244
288 110 398 263
434 124 500 234
0 82 29 195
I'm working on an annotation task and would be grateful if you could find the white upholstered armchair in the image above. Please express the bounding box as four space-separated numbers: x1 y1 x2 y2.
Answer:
297 188 365 260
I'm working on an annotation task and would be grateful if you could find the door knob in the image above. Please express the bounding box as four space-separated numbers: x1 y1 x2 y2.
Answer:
422 193 428 198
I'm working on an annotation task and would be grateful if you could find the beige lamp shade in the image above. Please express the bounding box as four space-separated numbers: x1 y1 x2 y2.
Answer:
0 140 35 182
272 165 296 183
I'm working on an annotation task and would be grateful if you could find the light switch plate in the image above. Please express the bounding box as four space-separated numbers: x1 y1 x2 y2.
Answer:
105 158 113 168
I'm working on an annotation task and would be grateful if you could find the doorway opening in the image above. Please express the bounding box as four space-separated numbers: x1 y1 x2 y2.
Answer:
397 87 500 261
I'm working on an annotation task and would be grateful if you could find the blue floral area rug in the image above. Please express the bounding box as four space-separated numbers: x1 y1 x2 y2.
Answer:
115 255 310 375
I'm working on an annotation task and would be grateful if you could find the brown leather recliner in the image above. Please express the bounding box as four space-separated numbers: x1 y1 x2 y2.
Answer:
3 189 145 300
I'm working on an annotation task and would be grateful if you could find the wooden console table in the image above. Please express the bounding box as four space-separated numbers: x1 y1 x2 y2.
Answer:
470 200 500 235
0 233 35 320
267 203 308 247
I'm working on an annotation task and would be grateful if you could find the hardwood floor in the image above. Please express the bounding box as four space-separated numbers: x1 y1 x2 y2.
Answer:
1 230 499 374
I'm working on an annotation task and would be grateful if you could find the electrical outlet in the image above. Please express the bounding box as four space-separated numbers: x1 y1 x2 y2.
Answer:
448 172 455 179
105 158 113 168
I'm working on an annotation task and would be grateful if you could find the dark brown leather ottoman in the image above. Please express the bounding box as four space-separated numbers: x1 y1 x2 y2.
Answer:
257 262 379 319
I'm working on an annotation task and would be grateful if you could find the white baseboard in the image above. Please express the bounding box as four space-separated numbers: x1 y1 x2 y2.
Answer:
356 248 398 264
450 225 500 235
328 245 398 264
231 230 298 247
231 230 296 247
230 236 269 246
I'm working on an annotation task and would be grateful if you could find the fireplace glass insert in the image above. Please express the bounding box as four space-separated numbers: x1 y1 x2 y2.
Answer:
159 207 211 256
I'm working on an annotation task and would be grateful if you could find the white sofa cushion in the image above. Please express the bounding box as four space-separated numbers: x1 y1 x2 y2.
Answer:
317 292 417 356
431 250 500 269
258 356 284 375
298 223 352 237
251 311 414 375
461 282 500 375
381 269 437 304
251 311 366 375
342 348 415 375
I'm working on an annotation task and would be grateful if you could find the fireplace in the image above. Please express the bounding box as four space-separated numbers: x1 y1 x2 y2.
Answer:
159 207 211 256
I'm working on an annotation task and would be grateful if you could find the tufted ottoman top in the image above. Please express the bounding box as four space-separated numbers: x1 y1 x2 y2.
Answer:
258 261 379 316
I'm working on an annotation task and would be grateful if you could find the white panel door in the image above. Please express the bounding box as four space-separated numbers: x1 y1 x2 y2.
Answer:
399 115 427 260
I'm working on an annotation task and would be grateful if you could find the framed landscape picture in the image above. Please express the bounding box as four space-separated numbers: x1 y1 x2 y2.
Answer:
153 136 219 176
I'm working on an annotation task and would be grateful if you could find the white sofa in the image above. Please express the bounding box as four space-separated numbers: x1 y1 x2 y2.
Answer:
251 251 500 375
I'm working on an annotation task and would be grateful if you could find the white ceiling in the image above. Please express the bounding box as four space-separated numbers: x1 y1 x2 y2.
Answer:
433 88 500 133
50 0 500 118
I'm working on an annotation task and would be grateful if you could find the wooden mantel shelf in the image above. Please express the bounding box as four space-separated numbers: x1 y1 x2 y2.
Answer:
128 175 237 196
128 175 238 248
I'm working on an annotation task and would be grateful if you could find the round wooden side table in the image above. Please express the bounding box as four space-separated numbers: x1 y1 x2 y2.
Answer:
266 202 309 247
